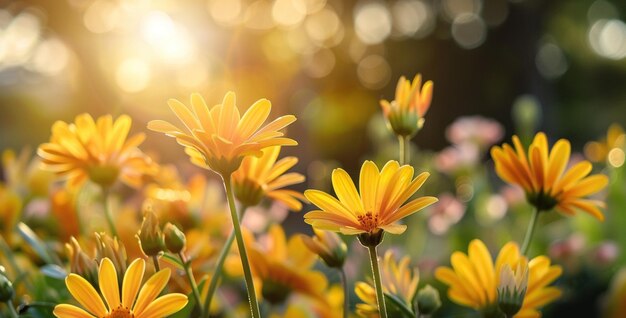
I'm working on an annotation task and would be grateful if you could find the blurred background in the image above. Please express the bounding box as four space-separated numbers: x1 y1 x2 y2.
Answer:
1 0 626 316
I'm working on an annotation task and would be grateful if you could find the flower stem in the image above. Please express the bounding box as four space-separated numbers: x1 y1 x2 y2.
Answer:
7 300 18 318
152 255 160 272
222 175 261 318
101 187 118 237
367 245 388 318
339 268 349 318
521 208 540 256
178 252 203 313
202 205 249 318
399 135 410 165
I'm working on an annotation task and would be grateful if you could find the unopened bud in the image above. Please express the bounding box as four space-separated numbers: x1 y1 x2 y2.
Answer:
137 211 163 257
66 237 99 288
301 229 347 268
163 223 186 254
416 284 441 315
497 261 529 317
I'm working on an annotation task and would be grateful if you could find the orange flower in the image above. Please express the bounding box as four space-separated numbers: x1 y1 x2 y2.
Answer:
148 92 297 176
38 114 154 188
232 146 305 210
491 132 608 220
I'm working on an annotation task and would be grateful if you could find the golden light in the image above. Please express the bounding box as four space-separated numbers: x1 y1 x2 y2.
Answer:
29 37 70 76
305 7 342 47
608 148 625 168
272 0 307 27
141 11 195 64
486 195 507 220
357 54 391 89
115 57 151 93
303 48 335 78
83 0 121 34
391 0 434 39
354 2 392 45
208 0 243 26
0 11 41 66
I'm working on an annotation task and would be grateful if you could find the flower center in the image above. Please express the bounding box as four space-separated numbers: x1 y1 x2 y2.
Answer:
357 212 379 232
107 306 134 318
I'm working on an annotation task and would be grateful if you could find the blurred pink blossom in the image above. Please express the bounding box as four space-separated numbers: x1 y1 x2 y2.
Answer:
435 143 480 173
446 116 504 148
592 241 619 266
549 234 586 260
428 193 465 235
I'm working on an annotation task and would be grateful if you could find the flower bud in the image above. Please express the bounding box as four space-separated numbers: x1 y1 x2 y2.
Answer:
300 229 347 268
137 211 163 257
0 266 14 303
416 284 441 315
66 237 99 288
163 222 186 254
95 232 127 279
497 260 529 317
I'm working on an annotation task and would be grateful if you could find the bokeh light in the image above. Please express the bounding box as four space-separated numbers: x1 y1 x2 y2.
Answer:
588 19 626 60
354 1 392 45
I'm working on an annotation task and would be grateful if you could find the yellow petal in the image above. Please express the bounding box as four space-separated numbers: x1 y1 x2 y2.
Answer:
332 168 364 214
384 196 438 224
359 161 380 213
65 274 107 317
135 294 188 318
304 190 357 220
53 304 97 318
122 258 145 308
468 240 496 303
133 269 171 315
236 98 271 141
99 258 120 310
546 139 570 188
379 223 407 234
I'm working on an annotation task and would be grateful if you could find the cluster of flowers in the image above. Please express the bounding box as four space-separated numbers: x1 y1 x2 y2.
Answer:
0 74 616 318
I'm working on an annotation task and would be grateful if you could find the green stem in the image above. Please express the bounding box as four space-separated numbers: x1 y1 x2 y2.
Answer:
7 300 19 318
367 245 388 318
339 268 349 318
152 255 160 272
399 135 410 165
222 175 261 318
101 187 119 237
521 208 540 256
202 205 248 318
178 252 203 313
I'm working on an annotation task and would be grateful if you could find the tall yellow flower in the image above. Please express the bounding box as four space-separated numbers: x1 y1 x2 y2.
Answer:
379 74 433 138
232 146 305 210
491 132 608 220
355 250 420 318
435 240 562 318
237 225 328 305
304 160 437 242
38 114 154 188
147 92 297 176
53 257 187 318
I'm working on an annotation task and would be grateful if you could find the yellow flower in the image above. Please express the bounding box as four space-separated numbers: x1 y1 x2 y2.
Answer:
379 74 433 137
147 92 297 176
233 225 328 305
53 257 187 318
435 240 562 318
355 251 419 317
584 123 625 166
304 160 437 242
38 114 155 188
491 132 609 220
232 146 305 210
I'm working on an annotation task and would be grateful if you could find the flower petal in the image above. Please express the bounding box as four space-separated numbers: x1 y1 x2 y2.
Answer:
99 258 120 310
65 274 107 317
135 294 188 318
122 258 145 308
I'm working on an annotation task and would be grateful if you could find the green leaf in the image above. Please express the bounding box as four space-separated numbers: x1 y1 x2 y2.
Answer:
161 253 185 269
40 265 67 280
17 222 59 265
384 292 415 318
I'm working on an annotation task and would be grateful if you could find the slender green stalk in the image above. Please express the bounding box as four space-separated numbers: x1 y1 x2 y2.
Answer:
399 135 410 165
7 300 18 318
222 175 261 318
101 187 119 237
202 205 248 318
152 255 160 272
367 245 388 318
521 208 540 255
178 252 203 313
339 268 349 318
